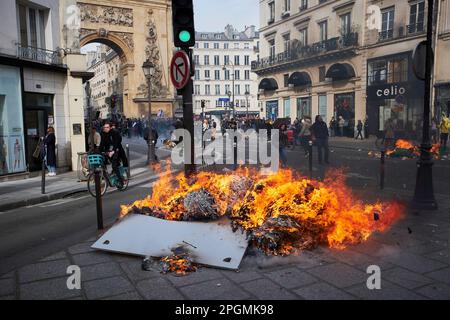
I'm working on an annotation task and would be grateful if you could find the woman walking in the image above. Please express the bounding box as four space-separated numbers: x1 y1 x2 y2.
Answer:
299 117 312 157
44 127 57 176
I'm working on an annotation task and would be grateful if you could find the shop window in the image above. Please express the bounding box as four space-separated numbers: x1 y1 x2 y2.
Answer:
284 98 291 118
334 93 355 138
297 97 311 119
0 66 26 175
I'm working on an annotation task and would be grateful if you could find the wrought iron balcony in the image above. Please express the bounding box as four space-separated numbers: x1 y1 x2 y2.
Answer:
407 23 425 34
17 45 64 67
378 29 394 41
252 32 359 72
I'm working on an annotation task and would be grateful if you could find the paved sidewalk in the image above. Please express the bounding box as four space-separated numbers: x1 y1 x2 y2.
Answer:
0 147 172 212
2 186 449 300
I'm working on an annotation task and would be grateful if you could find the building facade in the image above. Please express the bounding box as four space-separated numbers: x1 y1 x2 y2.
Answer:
364 0 428 137
86 45 124 120
254 0 365 138
0 0 88 178
193 25 260 119
435 0 450 118
254 0 445 137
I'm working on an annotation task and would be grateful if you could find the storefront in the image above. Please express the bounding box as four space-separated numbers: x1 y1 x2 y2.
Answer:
334 92 355 137
0 65 26 176
296 97 311 119
435 83 450 118
366 52 424 137
23 93 54 172
266 100 279 121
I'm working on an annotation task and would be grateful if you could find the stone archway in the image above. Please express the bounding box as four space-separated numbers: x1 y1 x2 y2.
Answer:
61 0 175 118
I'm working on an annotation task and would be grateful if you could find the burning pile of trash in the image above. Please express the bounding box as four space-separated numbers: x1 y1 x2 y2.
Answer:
120 167 403 256
369 139 443 159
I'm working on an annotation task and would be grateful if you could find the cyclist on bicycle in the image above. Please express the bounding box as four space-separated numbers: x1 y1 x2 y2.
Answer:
100 122 125 189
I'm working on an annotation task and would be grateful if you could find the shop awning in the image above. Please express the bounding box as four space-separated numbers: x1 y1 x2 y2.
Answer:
326 63 356 81
288 72 312 87
258 78 279 91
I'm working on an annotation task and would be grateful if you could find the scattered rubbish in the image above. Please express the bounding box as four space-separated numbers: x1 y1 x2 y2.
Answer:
142 257 153 271
161 254 197 275
183 189 220 221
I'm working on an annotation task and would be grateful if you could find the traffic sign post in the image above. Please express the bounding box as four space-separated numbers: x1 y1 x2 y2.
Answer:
170 50 191 90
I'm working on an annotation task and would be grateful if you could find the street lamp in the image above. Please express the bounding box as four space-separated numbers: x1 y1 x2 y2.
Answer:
412 0 438 210
226 91 232 117
142 59 156 165
245 91 250 119
223 63 235 118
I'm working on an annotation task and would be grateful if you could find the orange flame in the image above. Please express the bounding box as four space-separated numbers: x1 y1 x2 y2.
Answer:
121 167 404 255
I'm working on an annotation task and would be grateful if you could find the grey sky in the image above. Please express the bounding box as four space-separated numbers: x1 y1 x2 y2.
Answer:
193 0 259 32
81 0 259 53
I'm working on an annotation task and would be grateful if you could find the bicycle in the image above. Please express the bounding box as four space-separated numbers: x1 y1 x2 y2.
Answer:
86 154 129 197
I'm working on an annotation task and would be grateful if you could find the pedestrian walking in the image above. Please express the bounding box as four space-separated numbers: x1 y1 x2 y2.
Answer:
384 118 396 150
88 126 102 153
355 120 364 140
299 117 312 157
329 117 336 137
439 114 450 152
364 116 370 139
338 116 345 137
279 124 289 167
311 115 330 165
43 127 57 176
431 117 438 144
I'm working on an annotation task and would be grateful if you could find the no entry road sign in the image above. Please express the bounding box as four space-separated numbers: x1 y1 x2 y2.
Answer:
170 50 191 89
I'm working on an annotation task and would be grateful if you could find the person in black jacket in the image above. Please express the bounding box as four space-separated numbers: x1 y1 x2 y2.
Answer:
311 115 330 165
143 123 159 162
111 122 129 168
100 122 124 188
43 127 57 176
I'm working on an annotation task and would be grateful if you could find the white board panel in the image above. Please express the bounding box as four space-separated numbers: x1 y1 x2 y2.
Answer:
92 214 249 270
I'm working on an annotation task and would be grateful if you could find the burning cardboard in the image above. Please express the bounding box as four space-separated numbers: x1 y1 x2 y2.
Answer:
92 214 248 270
115 168 403 257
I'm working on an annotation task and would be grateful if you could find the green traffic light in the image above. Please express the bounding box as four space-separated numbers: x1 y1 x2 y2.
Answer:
179 30 191 43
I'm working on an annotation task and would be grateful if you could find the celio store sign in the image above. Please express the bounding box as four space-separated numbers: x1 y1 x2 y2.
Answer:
368 84 409 100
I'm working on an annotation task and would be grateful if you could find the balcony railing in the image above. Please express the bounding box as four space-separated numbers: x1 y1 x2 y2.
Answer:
407 23 425 34
377 24 426 43
17 45 64 67
252 32 358 71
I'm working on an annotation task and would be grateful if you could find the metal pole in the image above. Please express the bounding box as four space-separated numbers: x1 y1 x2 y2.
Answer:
232 72 235 119
41 138 45 194
246 97 249 119
412 0 438 210
147 78 154 165
182 48 196 177
380 150 385 190
308 140 313 179
94 168 104 230
126 143 130 178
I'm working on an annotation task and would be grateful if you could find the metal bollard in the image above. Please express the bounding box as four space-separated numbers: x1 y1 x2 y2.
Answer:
308 140 313 178
94 168 104 230
380 150 385 190
41 157 46 195
126 144 130 178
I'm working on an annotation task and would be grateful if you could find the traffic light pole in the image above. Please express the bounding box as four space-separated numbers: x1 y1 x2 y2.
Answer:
181 48 196 177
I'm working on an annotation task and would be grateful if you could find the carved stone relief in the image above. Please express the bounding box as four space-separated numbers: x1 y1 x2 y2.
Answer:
138 9 169 99
78 3 133 27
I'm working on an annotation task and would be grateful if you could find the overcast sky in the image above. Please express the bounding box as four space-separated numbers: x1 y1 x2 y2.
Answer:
81 0 259 53
193 0 259 32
